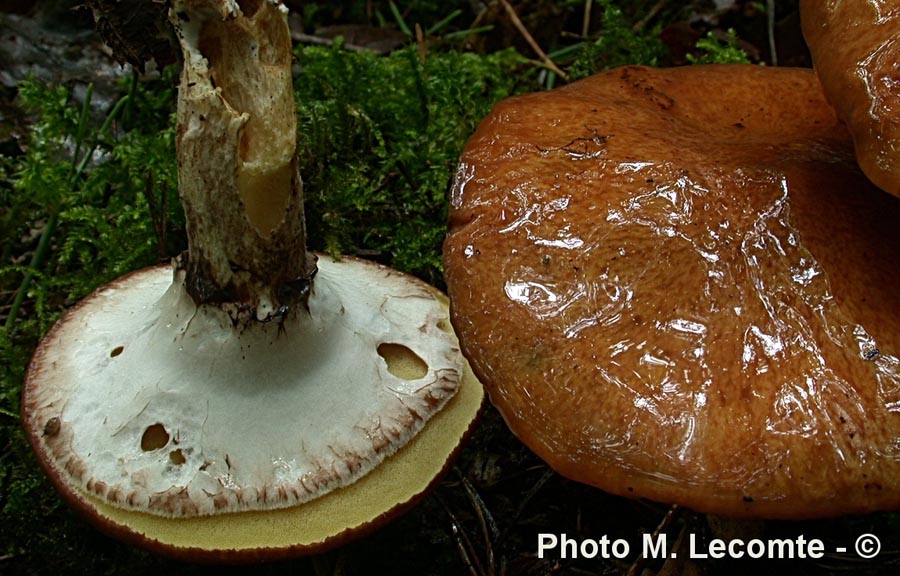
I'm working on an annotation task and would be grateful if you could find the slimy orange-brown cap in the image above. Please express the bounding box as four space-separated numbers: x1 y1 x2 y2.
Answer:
444 65 900 519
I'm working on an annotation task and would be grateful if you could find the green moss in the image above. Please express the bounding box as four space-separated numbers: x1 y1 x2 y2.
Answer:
567 0 667 80
687 29 752 65
295 43 525 287
0 71 183 572
7 74 180 313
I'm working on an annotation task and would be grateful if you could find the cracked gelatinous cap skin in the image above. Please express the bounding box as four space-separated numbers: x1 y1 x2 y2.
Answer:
444 65 900 518
801 0 900 197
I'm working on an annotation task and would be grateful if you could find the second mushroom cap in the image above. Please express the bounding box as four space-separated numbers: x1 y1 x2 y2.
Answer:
444 65 900 519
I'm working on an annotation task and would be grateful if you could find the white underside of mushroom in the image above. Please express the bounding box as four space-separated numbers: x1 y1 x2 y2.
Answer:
27 256 461 517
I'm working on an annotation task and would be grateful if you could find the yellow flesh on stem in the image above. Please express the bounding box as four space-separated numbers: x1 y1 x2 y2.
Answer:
235 163 293 235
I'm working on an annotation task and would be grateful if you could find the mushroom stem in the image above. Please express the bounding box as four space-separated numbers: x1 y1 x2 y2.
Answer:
170 0 316 321
21 0 486 558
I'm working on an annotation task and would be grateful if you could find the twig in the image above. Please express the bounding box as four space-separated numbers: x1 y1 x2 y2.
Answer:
4 214 56 330
511 466 555 526
435 492 486 576
767 0 778 65
459 471 499 576
498 0 568 80
633 0 670 32
5 87 130 330
415 23 427 64
471 2 490 30
625 504 682 576
582 0 592 38
290 31 381 53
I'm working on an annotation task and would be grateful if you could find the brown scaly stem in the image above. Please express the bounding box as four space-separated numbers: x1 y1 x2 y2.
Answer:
170 0 316 323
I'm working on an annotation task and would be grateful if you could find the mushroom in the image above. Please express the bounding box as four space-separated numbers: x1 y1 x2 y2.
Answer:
22 0 483 561
443 64 900 519
800 0 900 197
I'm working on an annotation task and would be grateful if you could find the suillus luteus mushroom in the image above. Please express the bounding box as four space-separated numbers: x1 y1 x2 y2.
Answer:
444 64 900 519
22 0 483 561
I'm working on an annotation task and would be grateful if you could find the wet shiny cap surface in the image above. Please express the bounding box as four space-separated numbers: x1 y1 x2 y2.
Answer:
801 0 900 197
444 65 900 518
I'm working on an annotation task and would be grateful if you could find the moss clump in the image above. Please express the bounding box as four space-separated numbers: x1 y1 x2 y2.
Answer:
295 43 525 287
567 0 667 81
687 29 751 65
0 69 182 571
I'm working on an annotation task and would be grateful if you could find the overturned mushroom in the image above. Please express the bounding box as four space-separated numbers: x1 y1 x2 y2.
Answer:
801 0 900 197
22 0 483 561
444 65 900 518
